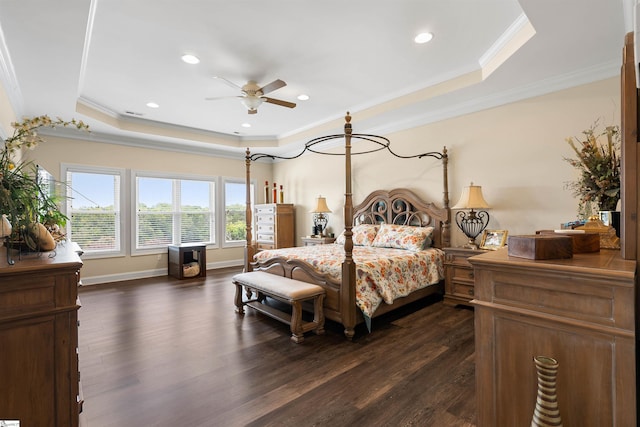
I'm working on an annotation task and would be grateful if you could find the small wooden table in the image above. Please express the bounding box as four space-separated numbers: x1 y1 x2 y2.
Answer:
168 243 206 279
301 236 336 246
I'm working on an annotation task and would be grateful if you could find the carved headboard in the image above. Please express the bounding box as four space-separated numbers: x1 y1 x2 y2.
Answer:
352 188 450 248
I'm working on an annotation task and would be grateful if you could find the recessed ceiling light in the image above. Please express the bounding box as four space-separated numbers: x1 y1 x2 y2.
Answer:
297 94 310 101
414 32 433 44
241 123 251 128
181 54 200 64
146 102 159 108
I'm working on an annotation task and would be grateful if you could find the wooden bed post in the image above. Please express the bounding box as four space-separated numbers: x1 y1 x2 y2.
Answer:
341 112 357 340
441 146 451 248
245 148 255 272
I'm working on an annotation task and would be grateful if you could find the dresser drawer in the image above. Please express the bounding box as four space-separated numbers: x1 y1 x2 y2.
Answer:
256 206 276 215
256 214 275 224
257 242 275 250
0 280 56 318
256 223 274 233
451 265 475 283
451 281 475 299
446 254 473 268
257 233 275 242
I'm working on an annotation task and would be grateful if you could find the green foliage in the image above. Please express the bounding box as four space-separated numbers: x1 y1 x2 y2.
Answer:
0 115 89 249
225 205 246 241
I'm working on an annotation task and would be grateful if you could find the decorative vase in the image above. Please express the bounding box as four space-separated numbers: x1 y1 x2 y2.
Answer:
531 356 563 427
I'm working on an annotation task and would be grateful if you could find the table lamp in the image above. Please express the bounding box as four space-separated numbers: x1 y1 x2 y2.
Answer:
311 196 331 236
452 182 490 249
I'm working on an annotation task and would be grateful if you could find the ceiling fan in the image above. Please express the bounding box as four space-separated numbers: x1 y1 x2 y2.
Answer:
206 77 297 114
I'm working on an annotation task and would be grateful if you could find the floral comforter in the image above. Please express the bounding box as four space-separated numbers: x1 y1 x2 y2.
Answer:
253 244 445 318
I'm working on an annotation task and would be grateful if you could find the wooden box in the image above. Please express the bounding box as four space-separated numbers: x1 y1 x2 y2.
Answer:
536 230 600 253
507 234 573 259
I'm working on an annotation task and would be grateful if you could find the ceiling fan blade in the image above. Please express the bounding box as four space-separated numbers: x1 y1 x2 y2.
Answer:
204 95 241 101
212 76 243 90
263 97 296 108
259 79 286 95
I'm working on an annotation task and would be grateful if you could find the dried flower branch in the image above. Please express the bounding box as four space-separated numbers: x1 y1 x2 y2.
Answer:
564 121 620 218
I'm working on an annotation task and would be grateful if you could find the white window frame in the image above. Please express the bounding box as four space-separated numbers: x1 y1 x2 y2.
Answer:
132 170 217 256
61 163 127 259
221 177 255 248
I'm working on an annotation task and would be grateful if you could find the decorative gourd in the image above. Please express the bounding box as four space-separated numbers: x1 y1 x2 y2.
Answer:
0 214 11 238
26 222 56 251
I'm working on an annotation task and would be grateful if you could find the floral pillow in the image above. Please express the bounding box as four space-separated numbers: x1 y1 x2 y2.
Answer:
335 224 379 246
371 224 434 251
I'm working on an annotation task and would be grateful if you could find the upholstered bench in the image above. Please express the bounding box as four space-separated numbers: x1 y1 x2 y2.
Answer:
232 271 325 343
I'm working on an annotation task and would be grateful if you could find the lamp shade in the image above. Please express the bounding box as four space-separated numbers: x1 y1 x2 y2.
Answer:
310 196 332 213
452 182 490 210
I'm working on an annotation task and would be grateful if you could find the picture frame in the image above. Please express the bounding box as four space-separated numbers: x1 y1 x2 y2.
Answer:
480 229 508 250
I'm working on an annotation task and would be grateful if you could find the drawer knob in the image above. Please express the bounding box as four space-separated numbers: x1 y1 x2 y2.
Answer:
468 271 474 279
468 289 474 295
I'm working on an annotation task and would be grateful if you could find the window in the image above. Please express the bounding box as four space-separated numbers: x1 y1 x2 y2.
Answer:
136 177 173 248
223 179 254 247
64 166 125 257
134 172 215 251
180 179 213 243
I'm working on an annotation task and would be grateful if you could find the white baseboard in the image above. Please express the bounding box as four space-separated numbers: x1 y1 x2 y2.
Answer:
79 259 243 286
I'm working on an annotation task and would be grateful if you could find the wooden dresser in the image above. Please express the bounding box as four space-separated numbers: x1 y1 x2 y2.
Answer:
0 243 83 426
469 248 636 427
255 203 294 250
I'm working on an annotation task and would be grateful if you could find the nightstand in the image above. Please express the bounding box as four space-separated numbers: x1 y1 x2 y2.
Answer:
301 236 336 246
443 247 488 307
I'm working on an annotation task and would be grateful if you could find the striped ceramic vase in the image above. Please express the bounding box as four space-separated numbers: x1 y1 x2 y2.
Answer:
531 356 563 427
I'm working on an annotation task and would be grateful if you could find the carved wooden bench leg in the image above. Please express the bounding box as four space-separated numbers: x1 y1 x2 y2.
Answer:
314 294 325 335
290 300 305 343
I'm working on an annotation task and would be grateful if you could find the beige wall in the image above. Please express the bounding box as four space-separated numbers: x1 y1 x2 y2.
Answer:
274 77 621 247
6 76 620 282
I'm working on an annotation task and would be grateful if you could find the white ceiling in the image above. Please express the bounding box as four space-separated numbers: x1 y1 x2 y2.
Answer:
0 0 630 158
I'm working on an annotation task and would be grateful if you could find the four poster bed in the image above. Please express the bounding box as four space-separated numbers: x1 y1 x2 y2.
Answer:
242 113 451 339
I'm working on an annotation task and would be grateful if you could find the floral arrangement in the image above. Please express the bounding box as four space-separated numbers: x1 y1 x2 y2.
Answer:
564 121 620 218
0 115 89 250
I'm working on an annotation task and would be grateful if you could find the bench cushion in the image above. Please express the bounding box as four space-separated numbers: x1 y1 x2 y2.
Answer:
233 271 325 300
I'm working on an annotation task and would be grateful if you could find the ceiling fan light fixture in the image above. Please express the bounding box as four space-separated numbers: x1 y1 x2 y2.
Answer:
241 96 264 110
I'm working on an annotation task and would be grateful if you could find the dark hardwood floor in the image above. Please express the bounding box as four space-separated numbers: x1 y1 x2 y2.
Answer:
78 267 476 427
